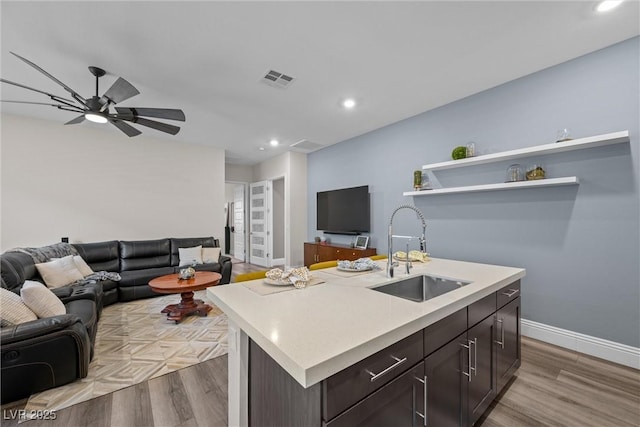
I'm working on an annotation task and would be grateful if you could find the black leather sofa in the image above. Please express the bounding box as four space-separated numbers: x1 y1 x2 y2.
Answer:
0 236 231 403
72 236 232 303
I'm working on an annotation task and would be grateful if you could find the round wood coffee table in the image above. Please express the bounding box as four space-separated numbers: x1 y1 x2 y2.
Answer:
149 271 222 323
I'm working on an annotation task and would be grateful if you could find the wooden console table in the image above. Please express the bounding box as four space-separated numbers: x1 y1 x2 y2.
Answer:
303 242 376 267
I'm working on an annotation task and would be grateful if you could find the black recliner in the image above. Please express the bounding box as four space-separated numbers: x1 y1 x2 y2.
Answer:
0 252 101 404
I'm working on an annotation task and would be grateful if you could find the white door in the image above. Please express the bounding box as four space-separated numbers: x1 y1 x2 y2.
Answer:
249 181 271 267
233 185 246 262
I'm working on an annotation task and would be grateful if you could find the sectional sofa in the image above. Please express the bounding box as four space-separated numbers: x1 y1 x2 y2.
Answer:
0 236 232 403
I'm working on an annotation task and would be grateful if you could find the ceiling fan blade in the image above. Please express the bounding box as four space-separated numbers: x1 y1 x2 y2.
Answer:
1 78 79 105
128 117 181 135
65 115 85 125
109 119 142 137
101 77 140 105
115 107 185 122
1 99 85 113
10 52 86 106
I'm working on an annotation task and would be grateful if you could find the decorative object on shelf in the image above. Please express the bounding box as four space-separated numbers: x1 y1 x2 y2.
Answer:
354 236 369 249
506 164 525 182
556 128 572 142
413 170 422 190
466 141 476 157
526 164 546 180
451 146 467 160
421 171 431 190
178 266 196 280
314 236 321 243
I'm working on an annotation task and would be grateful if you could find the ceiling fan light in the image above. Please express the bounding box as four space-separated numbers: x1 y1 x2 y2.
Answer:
596 0 623 12
85 112 107 124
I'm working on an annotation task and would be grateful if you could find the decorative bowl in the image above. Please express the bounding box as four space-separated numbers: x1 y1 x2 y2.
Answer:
179 267 196 280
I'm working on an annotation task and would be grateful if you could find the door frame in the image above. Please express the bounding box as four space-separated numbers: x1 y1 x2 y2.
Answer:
226 180 249 263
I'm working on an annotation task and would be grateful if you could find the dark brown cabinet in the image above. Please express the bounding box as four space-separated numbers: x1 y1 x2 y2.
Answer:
248 280 521 427
467 315 497 426
424 332 469 427
496 297 521 394
326 362 425 427
304 242 376 266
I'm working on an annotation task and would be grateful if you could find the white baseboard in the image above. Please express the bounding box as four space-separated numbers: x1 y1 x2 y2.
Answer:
271 258 285 267
521 319 639 370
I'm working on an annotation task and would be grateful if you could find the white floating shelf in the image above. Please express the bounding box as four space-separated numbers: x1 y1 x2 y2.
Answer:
423 130 629 171
403 176 579 196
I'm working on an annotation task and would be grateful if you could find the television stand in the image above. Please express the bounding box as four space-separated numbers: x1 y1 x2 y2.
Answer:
304 242 377 267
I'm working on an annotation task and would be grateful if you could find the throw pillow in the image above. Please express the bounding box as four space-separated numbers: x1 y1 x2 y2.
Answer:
202 247 221 263
73 255 94 277
0 287 37 327
179 245 203 266
20 280 66 318
50 256 94 277
35 255 84 288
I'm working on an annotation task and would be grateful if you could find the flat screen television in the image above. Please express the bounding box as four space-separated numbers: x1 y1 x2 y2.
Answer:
317 185 370 235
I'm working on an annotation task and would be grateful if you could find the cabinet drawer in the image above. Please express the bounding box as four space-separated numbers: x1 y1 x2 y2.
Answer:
325 362 424 427
468 292 496 328
322 331 423 422
423 307 467 357
497 280 520 309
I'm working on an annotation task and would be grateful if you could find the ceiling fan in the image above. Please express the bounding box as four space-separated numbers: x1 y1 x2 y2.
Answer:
1 52 185 137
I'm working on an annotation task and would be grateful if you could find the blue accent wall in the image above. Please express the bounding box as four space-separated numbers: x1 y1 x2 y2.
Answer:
307 37 639 347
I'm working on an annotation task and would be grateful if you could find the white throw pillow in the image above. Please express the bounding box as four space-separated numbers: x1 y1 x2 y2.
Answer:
202 247 221 263
35 255 84 288
73 255 94 277
0 287 37 326
20 280 66 318
179 245 203 266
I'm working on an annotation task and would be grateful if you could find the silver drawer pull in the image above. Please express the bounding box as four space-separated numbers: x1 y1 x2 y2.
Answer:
365 356 407 382
501 289 519 298
461 343 472 382
496 318 505 349
414 375 427 426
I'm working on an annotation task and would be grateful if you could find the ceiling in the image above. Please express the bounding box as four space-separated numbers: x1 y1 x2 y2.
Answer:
1 1 638 166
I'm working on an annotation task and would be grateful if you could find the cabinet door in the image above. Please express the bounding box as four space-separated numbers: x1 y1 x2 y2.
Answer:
318 245 339 262
304 243 318 266
467 315 497 426
496 297 521 394
424 332 469 427
325 362 425 427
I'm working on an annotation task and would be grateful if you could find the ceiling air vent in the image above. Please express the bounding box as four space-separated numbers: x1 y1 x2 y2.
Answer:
289 139 325 153
261 69 295 89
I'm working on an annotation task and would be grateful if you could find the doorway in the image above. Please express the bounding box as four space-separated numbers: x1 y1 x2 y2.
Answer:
225 178 285 268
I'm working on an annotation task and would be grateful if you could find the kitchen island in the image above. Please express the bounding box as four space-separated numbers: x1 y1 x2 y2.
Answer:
208 257 525 426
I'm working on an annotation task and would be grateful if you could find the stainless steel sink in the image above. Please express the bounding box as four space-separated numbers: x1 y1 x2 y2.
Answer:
371 274 471 302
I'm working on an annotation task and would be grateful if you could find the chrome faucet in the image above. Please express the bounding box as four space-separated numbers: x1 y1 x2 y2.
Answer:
387 204 427 278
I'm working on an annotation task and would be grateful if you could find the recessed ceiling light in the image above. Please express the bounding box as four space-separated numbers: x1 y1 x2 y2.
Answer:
596 0 623 12
269 138 279 147
342 98 356 109
259 147 265 151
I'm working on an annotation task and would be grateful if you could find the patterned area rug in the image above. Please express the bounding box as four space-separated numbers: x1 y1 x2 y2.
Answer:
22 290 228 416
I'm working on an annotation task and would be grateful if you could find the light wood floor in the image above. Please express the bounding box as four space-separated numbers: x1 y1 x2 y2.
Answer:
6 261 639 426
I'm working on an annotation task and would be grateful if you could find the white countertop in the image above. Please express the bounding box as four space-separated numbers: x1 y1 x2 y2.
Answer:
207 257 525 388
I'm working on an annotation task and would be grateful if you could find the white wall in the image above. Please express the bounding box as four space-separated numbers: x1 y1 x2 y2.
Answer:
1 114 225 250
225 164 253 183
